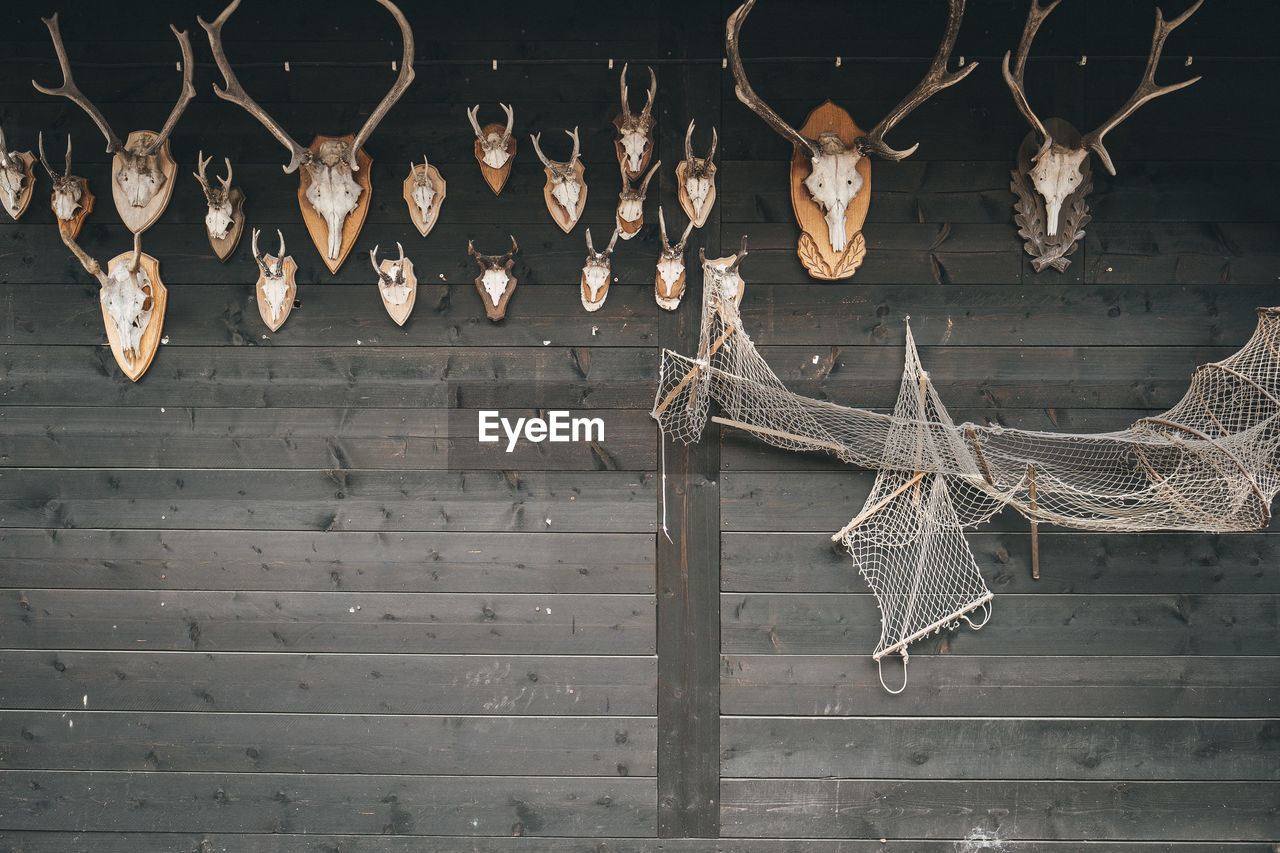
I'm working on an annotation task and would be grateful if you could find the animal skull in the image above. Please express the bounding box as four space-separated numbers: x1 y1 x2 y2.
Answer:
1028 140 1087 236
61 229 154 368
409 155 436 220
0 125 30 216
371 242 412 307
468 236 520 321
656 206 695 311
680 120 718 223
616 63 657 175
252 227 290 326
38 131 83 221
803 135 864 252
467 103 514 170
701 235 749 308
581 227 620 312
194 150 235 240
305 140 364 261
616 159 660 238
531 127 584 220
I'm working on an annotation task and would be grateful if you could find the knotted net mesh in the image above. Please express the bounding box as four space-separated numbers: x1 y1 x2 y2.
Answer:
654 270 1280 680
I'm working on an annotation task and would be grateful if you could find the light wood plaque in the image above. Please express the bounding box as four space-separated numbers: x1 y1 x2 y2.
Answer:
789 102 871 280
101 250 166 382
209 187 246 263
474 124 515 195
377 256 417 326
255 254 297 332
676 159 716 229
297 134 373 274
112 131 178 235
612 112 655 181
2 151 36 221
403 164 446 238
542 160 587 234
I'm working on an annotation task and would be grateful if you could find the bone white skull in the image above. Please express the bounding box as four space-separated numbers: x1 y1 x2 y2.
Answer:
531 128 583 222
371 242 411 306
306 141 364 260
581 227 619 312
656 206 694 310
681 120 718 222
617 63 657 174
410 157 436 221
480 269 510 308
101 258 154 367
195 151 237 240
115 134 169 209
252 227 290 325
0 142 27 215
617 160 659 227
38 132 83 221
1028 140 1088 237
468 104 514 170
803 134 863 253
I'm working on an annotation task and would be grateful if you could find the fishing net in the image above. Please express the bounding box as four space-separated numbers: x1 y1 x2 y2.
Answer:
653 268 1280 686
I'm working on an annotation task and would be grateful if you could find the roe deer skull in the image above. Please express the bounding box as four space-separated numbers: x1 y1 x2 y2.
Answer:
409 156 437 220
616 63 657 175
468 235 519 322
616 158 659 238
679 120 718 225
0 124 31 217
581 226 620 312
38 131 83 221
62 229 153 368
467 103 514 170
656 205 695 311
194 151 235 240
252 227 291 326
370 242 412 307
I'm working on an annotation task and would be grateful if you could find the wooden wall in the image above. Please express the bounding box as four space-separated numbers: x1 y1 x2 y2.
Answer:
1 0 1277 850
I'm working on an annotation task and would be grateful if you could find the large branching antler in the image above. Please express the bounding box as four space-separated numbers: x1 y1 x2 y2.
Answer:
33 13 123 154
859 0 978 160
726 0 820 159
1078 0 1203 175
348 0 415 170
1001 0 1061 144
200 0 310 174
147 25 198 156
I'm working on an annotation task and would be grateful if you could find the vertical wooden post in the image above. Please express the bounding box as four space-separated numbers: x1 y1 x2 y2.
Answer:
1028 463 1040 580
655 12 722 837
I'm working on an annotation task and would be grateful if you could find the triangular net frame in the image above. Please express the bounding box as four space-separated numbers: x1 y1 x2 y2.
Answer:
653 274 1280 684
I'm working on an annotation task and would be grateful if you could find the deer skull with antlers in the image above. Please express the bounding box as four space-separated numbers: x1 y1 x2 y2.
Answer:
371 242 418 325
581 227 620 313
201 0 415 273
194 151 246 261
613 64 657 179
468 103 516 194
403 156 446 237
60 228 167 381
727 0 976 279
252 228 297 331
701 236 749 309
656 206 695 311
616 159 660 239
33 14 195 233
37 131 94 238
1003 0 1202 272
469 236 519 322
676 120 717 228
532 128 587 233
0 124 36 222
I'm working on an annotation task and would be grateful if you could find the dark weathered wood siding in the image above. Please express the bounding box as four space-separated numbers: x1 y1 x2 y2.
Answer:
1 0 1277 850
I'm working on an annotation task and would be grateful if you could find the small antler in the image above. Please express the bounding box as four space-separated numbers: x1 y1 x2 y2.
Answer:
1078 0 1203 175
638 159 661 195
620 63 658 126
201 0 310 174
726 0 820 159
37 131 58 179
349 0 416 170
729 235 749 271
529 132 551 167
858 0 978 160
1001 0 1061 144
659 206 670 250
218 157 233 194
502 234 518 261
466 105 485 140
32 13 122 154
194 150 215 200
567 127 580 164
140 25 197 156
500 103 514 143
0 125 13 172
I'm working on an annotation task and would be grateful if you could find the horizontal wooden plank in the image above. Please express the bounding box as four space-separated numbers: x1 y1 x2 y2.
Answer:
721 655 1280 718
720 718 1279 781
0 468 656 533
2 590 655 654
720 779 1280 840
1 283 658 347
0 346 657 408
0 771 655 836
1 712 656 777
0 407 656 471
0 834 1270 853
0 651 654 715
722 532 1280 594
0 529 653 593
721 594 1280 656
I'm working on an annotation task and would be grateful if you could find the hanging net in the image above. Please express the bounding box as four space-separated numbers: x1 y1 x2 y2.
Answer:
653 266 1280 684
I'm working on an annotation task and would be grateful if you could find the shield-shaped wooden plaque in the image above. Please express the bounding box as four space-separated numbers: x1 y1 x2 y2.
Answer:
2 151 36 221
255 254 297 332
676 160 716 229
403 163 446 238
297 134 373 274
612 112 655 182
209 187 246 263
475 125 516 196
475 267 517 322
377 256 418 326
655 263 686 312
789 102 871 281
113 131 178 235
542 160 587 234
55 176 95 241
101 250 166 382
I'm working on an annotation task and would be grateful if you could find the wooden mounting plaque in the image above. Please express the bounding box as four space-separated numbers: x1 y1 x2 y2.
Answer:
403 163 446 238
655 265 686 311
209 187 247 263
475 124 515 195
2 151 36 221
377 257 418 326
616 207 644 239
704 254 745 308
790 102 871 280
1012 118 1093 274
676 160 716 229
542 160 587 234
101 250 166 382
55 176 94 241
255 254 297 332
581 268 610 312
612 113 654 181
113 131 178 235
475 269 517 322
297 134 373 274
